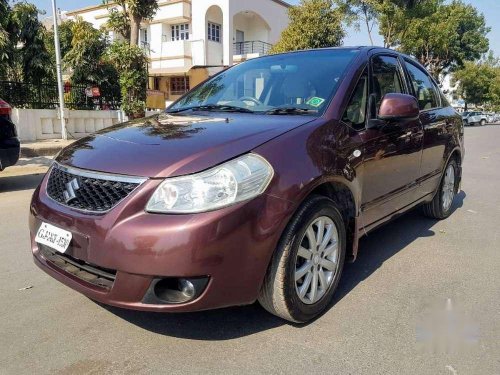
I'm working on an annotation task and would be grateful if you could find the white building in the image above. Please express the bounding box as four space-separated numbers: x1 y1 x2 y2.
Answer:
66 0 290 105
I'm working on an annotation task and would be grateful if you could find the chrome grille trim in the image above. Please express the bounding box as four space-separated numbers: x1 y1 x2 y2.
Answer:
46 162 148 214
53 162 147 185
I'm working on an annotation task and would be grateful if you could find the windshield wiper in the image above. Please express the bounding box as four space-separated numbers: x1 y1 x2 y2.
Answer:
167 104 254 114
265 106 318 115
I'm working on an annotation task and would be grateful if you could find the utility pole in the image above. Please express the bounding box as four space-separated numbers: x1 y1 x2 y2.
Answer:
51 0 67 140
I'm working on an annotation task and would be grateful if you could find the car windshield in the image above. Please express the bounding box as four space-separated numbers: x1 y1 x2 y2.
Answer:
168 49 360 116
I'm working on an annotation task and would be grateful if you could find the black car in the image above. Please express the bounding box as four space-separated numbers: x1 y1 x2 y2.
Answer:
0 98 20 171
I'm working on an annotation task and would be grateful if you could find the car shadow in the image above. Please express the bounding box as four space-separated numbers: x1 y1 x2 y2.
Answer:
329 190 466 311
100 191 466 340
15 156 53 167
0 173 45 192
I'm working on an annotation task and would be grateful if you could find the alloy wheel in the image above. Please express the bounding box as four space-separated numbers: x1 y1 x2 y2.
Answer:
294 216 340 305
442 164 455 211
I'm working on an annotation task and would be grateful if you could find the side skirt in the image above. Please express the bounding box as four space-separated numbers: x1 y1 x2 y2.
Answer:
349 192 433 261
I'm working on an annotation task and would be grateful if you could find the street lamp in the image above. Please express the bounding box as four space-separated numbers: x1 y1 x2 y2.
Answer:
51 0 68 140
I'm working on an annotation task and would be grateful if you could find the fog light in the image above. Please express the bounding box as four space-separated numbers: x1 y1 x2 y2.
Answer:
142 276 209 305
179 279 195 298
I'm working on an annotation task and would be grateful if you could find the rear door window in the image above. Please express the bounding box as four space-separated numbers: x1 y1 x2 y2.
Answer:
404 61 440 110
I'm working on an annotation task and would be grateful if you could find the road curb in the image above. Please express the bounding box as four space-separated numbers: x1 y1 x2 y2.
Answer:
20 140 75 158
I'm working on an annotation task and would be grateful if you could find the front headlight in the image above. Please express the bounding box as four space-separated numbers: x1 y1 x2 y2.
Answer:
146 153 274 213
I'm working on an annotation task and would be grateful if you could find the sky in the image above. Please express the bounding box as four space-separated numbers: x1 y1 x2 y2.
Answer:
34 0 500 54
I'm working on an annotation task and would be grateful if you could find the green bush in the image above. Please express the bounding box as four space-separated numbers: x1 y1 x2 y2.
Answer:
106 41 148 118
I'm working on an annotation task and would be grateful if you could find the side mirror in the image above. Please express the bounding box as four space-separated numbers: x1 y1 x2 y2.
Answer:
378 93 420 121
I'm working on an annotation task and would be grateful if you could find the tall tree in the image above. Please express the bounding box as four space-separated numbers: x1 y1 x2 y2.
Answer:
0 0 10 79
1 1 52 82
342 0 379 45
377 0 438 49
102 0 158 117
0 0 8 52
271 0 346 53
104 0 158 46
452 53 498 110
378 0 490 78
43 19 75 82
63 18 120 109
64 18 110 84
489 68 500 111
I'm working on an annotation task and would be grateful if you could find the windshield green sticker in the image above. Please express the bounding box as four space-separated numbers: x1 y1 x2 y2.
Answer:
306 97 325 108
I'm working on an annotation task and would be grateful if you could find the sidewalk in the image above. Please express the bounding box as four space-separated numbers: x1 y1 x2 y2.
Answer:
21 139 75 158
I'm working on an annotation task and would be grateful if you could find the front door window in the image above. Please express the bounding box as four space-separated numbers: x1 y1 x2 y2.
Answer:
370 55 404 116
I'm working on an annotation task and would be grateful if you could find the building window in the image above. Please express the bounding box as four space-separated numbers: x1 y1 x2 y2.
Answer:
208 22 221 42
140 28 148 46
171 24 189 41
149 77 160 91
170 76 190 95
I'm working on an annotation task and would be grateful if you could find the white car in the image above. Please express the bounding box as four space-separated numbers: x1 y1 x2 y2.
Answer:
485 113 496 123
462 111 488 126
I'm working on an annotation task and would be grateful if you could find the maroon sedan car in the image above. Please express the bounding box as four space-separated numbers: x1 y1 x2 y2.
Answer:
30 47 463 323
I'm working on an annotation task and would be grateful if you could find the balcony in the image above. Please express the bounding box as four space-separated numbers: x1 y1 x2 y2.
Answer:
233 41 273 57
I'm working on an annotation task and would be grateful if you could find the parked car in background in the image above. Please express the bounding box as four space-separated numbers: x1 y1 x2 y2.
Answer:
485 113 496 123
30 47 464 323
462 111 488 126
0 98 20 171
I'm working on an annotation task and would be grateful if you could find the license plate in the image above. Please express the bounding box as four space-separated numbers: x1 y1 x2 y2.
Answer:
35 222 72 253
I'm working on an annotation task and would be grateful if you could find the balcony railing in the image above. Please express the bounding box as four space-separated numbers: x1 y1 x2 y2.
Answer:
233 41 272 56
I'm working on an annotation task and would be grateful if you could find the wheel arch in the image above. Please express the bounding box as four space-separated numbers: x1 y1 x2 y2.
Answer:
445 147 463 185
298 177 360 262
430 146 463 202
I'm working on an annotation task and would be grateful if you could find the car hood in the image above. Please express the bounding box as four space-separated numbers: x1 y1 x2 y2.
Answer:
57 112 315 178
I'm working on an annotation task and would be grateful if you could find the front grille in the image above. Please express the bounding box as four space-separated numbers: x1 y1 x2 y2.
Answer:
46 163 146 213
40 245 116 290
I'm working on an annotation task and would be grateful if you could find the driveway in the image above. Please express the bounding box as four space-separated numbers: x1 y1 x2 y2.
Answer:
0 127 498 374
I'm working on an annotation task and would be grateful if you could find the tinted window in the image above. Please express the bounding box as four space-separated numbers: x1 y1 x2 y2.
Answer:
371 55 404 111
342 69 368 130
169 49 360 116
405 61 439 110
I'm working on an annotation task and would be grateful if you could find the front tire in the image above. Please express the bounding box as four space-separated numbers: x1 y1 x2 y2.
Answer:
258 195 346 323
422 159 458 219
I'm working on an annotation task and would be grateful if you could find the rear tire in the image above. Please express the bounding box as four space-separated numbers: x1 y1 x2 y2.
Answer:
258 195 346 323
480 119 486 126
422 158 458 219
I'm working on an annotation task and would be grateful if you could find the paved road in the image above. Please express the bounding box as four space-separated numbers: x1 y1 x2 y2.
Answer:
1 127 499 375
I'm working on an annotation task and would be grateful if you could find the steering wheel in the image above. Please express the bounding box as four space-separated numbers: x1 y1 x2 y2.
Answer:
238 96 263 106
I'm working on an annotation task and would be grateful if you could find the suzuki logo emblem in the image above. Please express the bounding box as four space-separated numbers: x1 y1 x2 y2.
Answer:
63 178 80 204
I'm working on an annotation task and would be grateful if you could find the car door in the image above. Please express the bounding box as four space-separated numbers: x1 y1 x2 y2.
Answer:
357 54 424 226
402 59 452 197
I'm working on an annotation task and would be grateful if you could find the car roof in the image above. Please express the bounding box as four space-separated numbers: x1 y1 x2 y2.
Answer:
268 46 423 68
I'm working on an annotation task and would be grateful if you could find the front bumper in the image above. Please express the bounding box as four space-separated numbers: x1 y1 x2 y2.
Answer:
30 171 295 312
0 137 20 170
